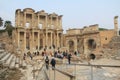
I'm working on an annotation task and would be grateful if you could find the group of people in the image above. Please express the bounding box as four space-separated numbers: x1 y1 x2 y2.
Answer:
45 56 56 70
23 50 78 70
44 50 73 70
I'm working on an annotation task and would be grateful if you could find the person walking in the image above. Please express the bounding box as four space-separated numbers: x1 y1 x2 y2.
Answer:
68 53 72 64
45 56 49 69
50 57 56 70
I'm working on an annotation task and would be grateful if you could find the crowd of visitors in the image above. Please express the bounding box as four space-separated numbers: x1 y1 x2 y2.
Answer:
23 49 80 70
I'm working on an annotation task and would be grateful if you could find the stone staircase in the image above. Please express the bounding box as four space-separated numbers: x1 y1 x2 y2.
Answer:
0 49 27 69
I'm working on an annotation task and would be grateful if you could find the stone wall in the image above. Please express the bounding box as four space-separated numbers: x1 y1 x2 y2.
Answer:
0 32 14 53
99 30 115 46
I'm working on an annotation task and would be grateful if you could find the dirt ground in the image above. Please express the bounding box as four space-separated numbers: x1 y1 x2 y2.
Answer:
0 66 23 80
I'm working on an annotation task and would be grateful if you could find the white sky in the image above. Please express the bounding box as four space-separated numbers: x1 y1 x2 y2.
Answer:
0 0 120 31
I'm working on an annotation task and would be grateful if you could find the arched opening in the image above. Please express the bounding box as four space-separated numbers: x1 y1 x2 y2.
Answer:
89 53 96 60
88 39 96 50
68 40 74 52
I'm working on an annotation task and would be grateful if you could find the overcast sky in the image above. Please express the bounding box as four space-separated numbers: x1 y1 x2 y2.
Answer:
0 0 120 31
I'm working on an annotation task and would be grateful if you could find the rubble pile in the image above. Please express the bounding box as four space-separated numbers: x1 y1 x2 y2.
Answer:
109 36 120 49
0 65 23 80
102 36 120 59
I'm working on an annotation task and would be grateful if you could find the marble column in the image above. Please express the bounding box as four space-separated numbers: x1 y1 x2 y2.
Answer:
24 31 26 51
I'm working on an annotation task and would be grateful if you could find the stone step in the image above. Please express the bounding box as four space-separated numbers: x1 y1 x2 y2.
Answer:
9 56 16 69
15 57 19 64
0 52 6 59
4 54 14 67
19 59 22 67
15 58 19 69
22 60 27 69
1 53 11 63
0 49 4 53
15 63 19 69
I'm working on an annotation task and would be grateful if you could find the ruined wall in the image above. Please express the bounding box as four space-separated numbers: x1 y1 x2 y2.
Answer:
99 30 115 46
0 32 13 52
65 24 100 54
66 28 82 35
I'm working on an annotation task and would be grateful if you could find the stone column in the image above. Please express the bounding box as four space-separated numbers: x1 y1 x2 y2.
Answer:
24 12 26 27
57 16 58 29
59 17 62 29
32 30 34 52
17 11 20 27
38 32 40 50
114 16 119 36
32 13 34 28
60 33 63 47
83 38 88 57
50 16 53 29
45 16 48 46
18 31 20 49
57 32 59 48
74 39 77 51
45 29 48 47
51 32 53 47
45 15 47 28
38 14 39 28
24 31 26 52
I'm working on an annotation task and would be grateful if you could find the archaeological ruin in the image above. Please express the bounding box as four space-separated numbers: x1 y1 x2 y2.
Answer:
0 8 120 80
12 8 119 57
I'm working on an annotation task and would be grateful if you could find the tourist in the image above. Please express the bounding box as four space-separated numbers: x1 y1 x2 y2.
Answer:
42 51 44 56
74 51 77 56
45 56 49 69
54 51 57 58
68 53 72 64
37 51 39 55
50 57 56 70
23 53 26 60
